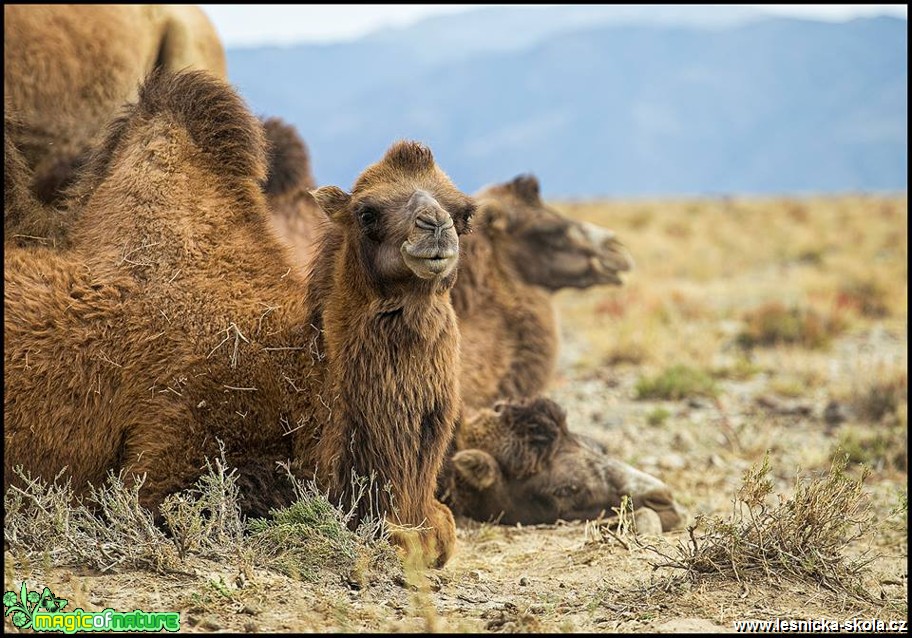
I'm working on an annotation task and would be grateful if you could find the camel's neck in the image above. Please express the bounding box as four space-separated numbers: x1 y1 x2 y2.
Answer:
453 231 559 401
301 231 461 524
450 232 497 317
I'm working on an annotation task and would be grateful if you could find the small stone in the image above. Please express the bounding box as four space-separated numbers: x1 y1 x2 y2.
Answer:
519 576 530 586
467 569 483 582
243 621 259 633
633 508 663 536
239 605 259 616
200 618 222 631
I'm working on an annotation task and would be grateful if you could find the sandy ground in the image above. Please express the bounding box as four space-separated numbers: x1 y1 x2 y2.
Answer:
5 195 908 633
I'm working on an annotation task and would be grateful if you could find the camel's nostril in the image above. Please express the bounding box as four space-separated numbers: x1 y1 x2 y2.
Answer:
416 215 454 232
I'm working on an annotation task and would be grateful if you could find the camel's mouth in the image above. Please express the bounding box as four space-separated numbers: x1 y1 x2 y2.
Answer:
572 222 633 285
589 238 634 286
401 243 458 279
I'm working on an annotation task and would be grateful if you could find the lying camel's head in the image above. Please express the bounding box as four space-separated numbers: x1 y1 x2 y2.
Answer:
474 174 633 290
311 141 475 289
447 397 683 531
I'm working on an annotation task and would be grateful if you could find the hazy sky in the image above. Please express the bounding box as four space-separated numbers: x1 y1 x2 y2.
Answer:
199 4 908 47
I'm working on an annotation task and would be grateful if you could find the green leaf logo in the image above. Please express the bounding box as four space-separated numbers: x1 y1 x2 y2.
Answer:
3 583 67 629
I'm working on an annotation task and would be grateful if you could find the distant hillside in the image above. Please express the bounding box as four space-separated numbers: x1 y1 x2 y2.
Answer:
227 15 907 197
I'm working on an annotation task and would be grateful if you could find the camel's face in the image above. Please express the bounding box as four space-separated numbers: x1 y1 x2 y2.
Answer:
450 399 683 530
475 174 633 291
312 141 475 288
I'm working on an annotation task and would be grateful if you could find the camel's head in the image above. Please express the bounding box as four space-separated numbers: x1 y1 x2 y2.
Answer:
474 174 633 290
311 141 475 290
446 398 683 531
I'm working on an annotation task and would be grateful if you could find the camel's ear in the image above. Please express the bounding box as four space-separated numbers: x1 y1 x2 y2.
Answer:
309 186 351 220
509 174 541 205
452 450 500 491
510 398 566 449
480 201 510 233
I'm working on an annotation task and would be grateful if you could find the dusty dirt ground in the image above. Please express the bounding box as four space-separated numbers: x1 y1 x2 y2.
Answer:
5 194 907 633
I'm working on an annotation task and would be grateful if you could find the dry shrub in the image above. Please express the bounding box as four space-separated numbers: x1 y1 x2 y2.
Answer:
159 448 246 561
647 454 876 601
602 341 649 366
4 467 179 573
835 278 891 318
785 201 810 224
737 302 846 350
4 454 398 584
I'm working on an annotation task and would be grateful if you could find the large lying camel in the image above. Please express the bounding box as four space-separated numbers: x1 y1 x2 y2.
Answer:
4 4 227 206
4 69 476 568
440 398 683 531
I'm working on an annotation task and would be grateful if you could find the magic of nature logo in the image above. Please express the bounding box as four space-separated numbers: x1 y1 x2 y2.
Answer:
4 582 180 633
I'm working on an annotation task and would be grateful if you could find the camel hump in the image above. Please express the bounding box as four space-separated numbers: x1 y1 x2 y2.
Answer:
263 117 316 197
158 5 228 79
132 68 267 182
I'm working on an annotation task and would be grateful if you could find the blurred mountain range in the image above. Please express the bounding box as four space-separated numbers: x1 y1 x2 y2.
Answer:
225 7 907 197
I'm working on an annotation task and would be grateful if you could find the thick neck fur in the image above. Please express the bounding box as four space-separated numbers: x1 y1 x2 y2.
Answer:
452 229 558 402
297 224 461 525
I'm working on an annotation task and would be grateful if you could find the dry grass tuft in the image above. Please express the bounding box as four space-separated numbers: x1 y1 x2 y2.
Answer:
645 407 672 427
247 467 399 585
646 454 877 601
737 302 846 350
849 369 908 424
835 426 907 473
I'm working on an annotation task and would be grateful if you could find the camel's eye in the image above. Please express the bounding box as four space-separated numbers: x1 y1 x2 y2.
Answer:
553 484 580 498
358 206 378 226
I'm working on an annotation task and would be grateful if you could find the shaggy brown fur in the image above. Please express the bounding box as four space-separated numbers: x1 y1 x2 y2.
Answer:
4 4 227 205
4 107 70 247
4 69 476 568
439 398 683 530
